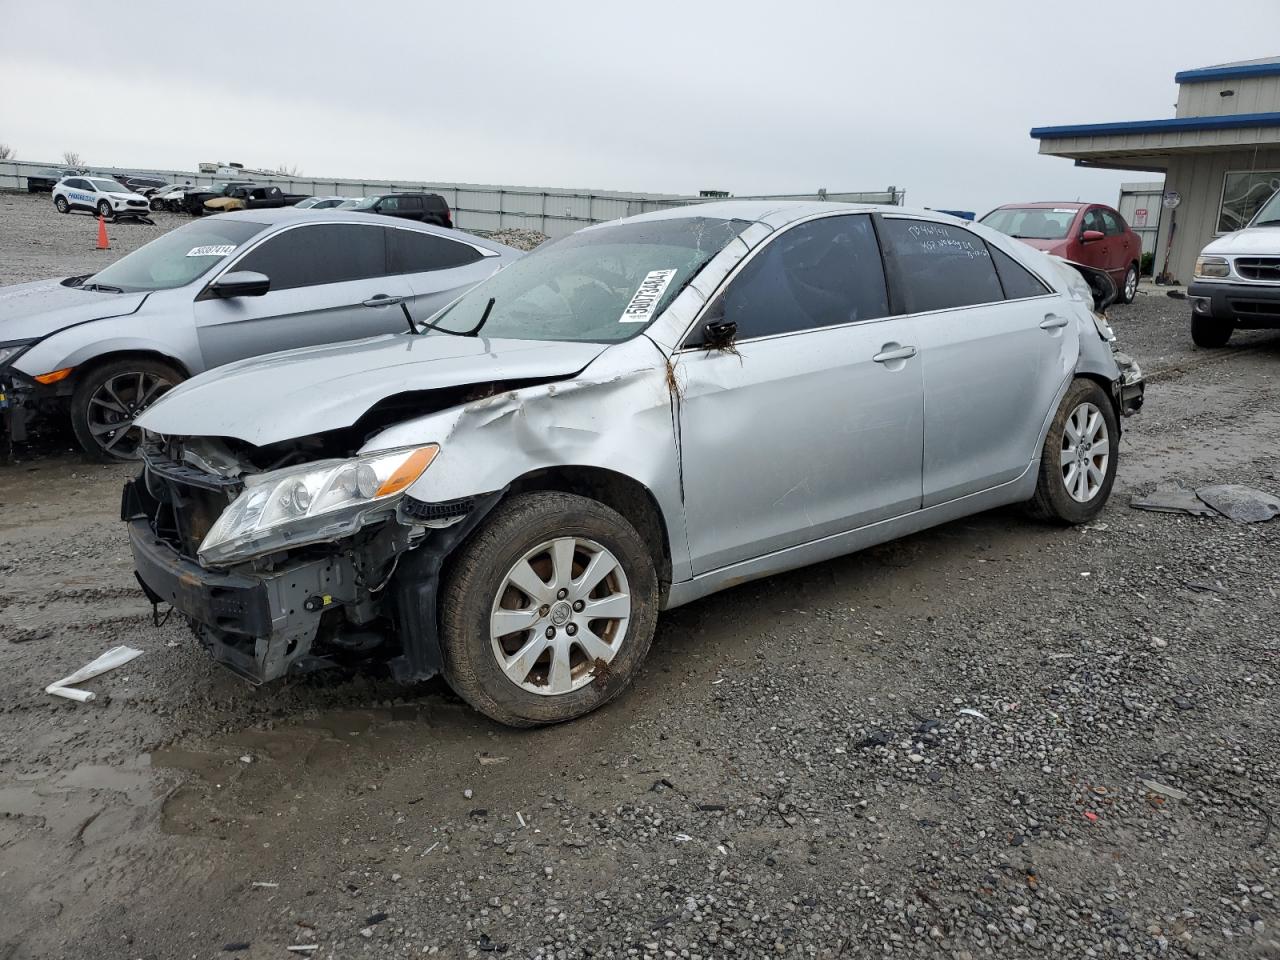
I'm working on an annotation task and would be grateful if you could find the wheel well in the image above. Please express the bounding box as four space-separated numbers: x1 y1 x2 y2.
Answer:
504 466 674 601
1076 372 1121 424
72 351 190 389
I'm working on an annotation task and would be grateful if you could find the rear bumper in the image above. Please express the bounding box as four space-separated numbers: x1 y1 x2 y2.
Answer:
1188 280 1280 327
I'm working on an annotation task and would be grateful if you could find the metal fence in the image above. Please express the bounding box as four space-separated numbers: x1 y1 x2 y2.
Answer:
0 159 903 237
1118 181 1165 258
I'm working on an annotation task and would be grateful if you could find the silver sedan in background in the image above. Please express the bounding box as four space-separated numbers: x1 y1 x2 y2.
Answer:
0 211 521 459
127 201 1143 726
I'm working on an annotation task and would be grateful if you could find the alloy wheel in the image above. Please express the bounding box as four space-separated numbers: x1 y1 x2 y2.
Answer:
1060 401 1110 503
86 370 174 458
1124 267 1138 302
490 536 631 696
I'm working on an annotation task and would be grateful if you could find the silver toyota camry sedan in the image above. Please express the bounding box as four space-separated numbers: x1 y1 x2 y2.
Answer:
125 201 1144 726
0 211 521 459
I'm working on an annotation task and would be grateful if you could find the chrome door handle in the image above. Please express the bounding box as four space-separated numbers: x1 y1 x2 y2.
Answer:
872 345 917 363
362 294 405 307
1039 315 1069 330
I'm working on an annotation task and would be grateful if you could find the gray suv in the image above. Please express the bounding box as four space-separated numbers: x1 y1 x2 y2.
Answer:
0 210 521 459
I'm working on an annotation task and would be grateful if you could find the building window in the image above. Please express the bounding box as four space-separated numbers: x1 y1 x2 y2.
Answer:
1218 170 1280 232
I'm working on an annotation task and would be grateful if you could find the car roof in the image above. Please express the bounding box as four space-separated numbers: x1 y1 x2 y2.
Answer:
215 209 516 254
991 202 1089 210
600 199 970 232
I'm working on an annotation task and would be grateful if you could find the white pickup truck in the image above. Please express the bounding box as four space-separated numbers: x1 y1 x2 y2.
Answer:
1189 188 1280 347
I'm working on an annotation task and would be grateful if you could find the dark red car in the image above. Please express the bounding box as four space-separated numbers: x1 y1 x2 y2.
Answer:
980 202 1142 303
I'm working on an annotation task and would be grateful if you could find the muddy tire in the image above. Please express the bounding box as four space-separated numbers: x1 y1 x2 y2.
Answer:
54 194 69 214
1026 378 1118 525
1191 313 1233 348
439 491 659 727
70 357 183 462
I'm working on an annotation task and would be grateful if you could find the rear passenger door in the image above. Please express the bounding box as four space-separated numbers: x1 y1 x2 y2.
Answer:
881 218 1076 505
386 226 505 323
678 214 925 573
192 222 412 367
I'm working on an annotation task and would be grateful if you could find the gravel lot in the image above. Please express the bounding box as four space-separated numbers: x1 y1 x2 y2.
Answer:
2 193 1280 959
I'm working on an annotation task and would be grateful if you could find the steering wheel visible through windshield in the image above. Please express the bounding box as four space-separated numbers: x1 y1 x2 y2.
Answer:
424 217 750 343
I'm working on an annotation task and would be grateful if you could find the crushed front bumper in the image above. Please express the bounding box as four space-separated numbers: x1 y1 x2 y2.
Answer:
127 514 346 682
1113 352 1144 416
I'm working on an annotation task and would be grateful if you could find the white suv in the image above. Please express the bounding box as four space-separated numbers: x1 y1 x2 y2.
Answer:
1189 188 1280 347
52 176 150 220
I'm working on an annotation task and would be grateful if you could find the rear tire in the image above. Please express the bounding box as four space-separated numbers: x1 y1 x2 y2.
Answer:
1027 379 1118 525
1191 313 1233 348
439 491 659 727
54 195 69 213
70 357 183 462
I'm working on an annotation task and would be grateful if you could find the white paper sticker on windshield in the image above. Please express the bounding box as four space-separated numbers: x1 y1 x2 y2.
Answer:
186 244 237 258
619 269 678 323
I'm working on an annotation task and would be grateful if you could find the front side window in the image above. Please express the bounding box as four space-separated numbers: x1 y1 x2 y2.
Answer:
980 207 1076 241
1100 210 1126 235
1223 171 1280 231
235 223 386 290
883 218 1003 313
379 197 400 211
388 228 483 273
713 214 889 340
425 217 750 343
87 218 265 292
1081 208 1105 235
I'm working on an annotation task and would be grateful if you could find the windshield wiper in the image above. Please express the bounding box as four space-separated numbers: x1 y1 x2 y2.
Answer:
80 282 124 293
400 297 497 338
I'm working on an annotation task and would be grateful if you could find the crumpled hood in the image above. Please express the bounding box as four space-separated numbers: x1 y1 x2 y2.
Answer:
0 278 149 342
137 332 610 446
1201 226 1280 256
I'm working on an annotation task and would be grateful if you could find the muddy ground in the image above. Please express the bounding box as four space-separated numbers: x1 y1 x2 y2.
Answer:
2 194 1280 959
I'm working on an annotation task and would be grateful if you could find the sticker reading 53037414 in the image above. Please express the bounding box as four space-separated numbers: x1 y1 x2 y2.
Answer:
186 244 238 258
619 269 678 323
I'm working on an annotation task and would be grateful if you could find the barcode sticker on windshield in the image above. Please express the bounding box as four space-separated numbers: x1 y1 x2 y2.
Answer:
619 269 678 323
186 244 237 258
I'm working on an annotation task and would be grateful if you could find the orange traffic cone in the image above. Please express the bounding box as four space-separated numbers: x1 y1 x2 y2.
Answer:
96 215 110 250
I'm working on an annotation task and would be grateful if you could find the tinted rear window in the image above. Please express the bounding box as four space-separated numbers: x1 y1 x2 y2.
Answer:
388 228 483 273
991 245 1051 299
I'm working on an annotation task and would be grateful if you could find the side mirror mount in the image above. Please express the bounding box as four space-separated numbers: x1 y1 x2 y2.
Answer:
702 319 738 352
1081 229 1105 243
208 270 270 299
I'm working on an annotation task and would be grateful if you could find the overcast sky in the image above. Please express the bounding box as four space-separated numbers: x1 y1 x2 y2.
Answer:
2 0 1278 214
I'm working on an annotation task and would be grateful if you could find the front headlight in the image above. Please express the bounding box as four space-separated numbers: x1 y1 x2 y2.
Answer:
198 444 438 567
1195 256 1230 279
0 340 34 370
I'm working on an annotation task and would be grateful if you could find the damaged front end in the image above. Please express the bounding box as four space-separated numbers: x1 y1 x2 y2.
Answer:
122 434 498 684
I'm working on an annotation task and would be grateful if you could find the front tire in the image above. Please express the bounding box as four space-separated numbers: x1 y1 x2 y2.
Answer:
439 491 659 727
1027 379 1119 524
54 195 69 213
1119 263 1139 304
70 358 183 461
96 199 112 220
1191 313 1233 348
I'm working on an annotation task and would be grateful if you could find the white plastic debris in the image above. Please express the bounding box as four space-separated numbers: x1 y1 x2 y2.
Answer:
957 708 989 721
45 645 143 703
286 946 319 955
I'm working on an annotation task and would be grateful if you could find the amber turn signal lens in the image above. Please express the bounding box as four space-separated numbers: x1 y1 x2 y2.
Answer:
33 367 74 385
375 445 439 497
